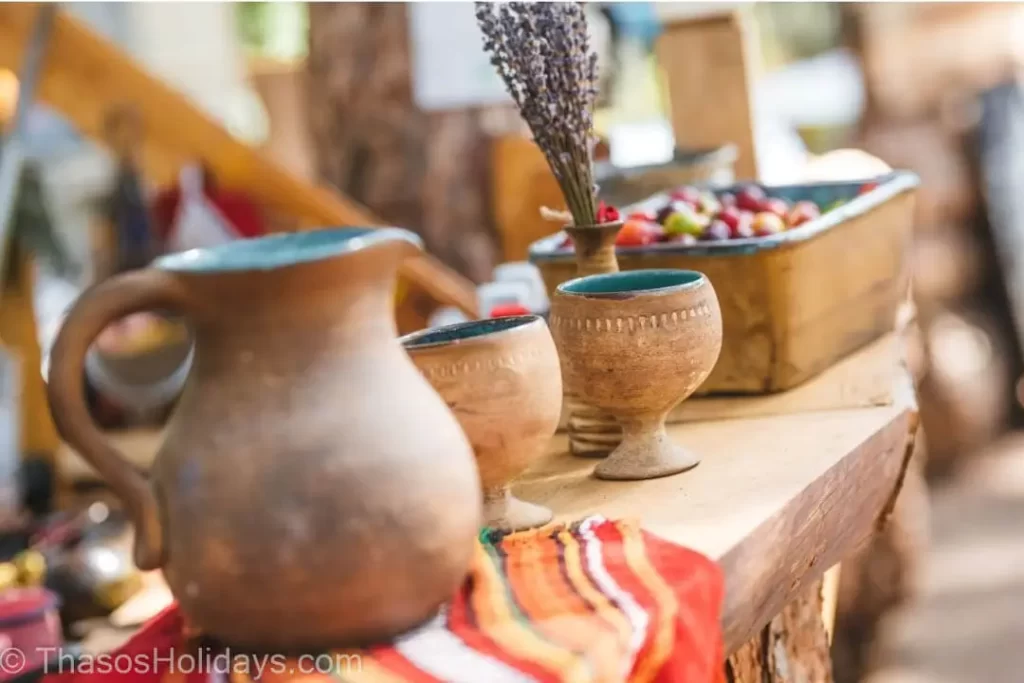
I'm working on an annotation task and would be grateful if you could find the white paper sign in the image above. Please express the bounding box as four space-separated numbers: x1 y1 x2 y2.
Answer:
407 3 512 112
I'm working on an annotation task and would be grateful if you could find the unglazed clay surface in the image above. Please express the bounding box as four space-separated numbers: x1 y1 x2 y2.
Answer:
403 315 562 531
550 269 723 480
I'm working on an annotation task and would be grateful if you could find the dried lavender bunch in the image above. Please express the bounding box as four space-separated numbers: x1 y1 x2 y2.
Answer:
476 2 601 227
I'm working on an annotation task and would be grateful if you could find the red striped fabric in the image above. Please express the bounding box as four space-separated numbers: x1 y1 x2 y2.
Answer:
44 516 724 683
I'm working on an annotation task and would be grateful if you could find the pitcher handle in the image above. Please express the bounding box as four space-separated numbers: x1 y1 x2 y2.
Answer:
47 269 188 570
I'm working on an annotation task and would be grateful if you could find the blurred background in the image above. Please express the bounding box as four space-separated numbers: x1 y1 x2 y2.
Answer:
1 2 1024 681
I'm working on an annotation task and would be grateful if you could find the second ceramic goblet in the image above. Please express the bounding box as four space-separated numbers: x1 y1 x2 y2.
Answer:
549 269 723 481
402 315 562 531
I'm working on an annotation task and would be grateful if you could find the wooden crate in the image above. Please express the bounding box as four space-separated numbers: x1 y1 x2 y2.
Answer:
529 172 919 394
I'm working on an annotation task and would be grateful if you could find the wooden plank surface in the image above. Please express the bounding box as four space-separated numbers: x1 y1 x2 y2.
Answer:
657 11 760 181
59 346 916 656
517 366 915 652
0 4 478 316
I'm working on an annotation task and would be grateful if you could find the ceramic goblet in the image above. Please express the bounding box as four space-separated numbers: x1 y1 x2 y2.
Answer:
402 315 562 531
549 270 722 481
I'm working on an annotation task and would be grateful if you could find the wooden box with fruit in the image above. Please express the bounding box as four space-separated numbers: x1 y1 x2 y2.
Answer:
529 172 920 393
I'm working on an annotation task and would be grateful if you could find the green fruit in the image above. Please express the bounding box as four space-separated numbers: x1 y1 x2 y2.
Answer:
824 199 846 213
663 208 708 237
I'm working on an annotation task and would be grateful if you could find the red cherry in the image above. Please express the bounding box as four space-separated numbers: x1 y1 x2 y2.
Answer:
762 197 789 218
716 207 742 231
736 186 766 212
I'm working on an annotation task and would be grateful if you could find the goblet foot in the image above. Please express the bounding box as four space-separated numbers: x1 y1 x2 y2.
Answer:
483 486 553 531
593 420 700 481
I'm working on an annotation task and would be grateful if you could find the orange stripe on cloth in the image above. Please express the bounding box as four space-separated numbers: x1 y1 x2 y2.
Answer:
606 520 679 682
473 535 589 681
555 527 635 648
445 548 565 680
45 518 724 683
498 525 625 679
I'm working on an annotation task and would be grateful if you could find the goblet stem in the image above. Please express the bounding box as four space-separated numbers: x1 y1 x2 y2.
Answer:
482 485 553 532
593 413 700 481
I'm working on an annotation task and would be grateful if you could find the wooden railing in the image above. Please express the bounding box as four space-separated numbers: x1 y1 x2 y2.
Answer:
0 3 478 317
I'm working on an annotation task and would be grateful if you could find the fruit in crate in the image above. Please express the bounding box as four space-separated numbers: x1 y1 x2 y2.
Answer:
663 205 708 237
702 220 732 242
615 220 657 247
762 197 789 219
715 207 753 238
695 191 721 216
552 181 882 252
735 185 767 212
752 212 786 237
787 201 820 228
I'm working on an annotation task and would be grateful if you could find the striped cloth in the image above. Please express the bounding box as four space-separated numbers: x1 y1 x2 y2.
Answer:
48 516 724 683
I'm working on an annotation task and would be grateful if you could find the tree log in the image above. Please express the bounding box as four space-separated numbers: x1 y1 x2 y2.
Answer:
726 579 834 683
306 2 516 297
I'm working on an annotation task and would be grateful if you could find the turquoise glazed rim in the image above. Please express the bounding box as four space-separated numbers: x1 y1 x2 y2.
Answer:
557 269 705 298
154 227 422 273
401 314 541 350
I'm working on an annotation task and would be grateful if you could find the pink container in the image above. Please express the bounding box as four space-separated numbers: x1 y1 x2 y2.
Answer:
0 588 62 682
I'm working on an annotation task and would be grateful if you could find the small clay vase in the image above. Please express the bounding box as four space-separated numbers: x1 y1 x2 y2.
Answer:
563 221 623 458
47 228 482 651
402 316 562 531
549 269 722 481
564 221 622 277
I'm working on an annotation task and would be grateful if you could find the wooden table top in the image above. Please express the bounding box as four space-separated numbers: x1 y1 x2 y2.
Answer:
516 336 917 652
58 333 917 655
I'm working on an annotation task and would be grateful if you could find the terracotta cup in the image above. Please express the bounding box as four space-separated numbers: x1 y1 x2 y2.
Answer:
549 269 722 481
402 315 562 531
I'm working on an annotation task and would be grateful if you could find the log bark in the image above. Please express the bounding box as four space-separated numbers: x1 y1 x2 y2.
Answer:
306 3 516 293
726 580 834 683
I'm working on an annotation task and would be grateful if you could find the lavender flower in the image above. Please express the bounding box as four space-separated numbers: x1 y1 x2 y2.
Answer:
476 2 601 227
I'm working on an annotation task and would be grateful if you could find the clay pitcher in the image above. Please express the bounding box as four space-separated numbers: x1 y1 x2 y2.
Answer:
46 228 482 651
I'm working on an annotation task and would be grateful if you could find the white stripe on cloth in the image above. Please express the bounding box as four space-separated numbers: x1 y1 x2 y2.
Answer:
578 515 649 681
394 608 539 683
